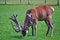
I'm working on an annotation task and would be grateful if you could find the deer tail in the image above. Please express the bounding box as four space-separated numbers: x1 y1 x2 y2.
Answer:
51 7 54 13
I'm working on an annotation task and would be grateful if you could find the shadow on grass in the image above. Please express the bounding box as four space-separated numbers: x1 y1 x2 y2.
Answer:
10 34 33 39
10 35 23 39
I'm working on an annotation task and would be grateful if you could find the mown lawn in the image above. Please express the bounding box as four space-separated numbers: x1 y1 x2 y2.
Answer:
0 5 60 40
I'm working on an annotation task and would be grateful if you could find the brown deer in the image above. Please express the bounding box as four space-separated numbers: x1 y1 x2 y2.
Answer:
10 5 54 37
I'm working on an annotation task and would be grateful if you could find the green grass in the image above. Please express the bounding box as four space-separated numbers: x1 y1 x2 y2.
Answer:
0 5 60 40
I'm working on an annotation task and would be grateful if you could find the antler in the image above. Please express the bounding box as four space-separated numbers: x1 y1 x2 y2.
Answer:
10 14 22 32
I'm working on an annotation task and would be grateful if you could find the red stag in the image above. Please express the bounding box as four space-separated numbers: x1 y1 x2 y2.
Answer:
10 5 54 37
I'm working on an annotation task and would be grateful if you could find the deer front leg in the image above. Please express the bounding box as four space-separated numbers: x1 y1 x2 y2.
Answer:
32 23 36 36
32 25 34 36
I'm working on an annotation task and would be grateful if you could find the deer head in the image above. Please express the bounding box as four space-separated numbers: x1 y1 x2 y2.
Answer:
10 14 28 36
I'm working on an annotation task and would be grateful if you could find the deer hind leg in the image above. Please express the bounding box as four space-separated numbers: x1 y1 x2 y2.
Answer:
49 19 54 37
45 16 54 37
45 20 50 36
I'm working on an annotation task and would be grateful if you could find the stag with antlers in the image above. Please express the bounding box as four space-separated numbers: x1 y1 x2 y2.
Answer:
10 5 54 37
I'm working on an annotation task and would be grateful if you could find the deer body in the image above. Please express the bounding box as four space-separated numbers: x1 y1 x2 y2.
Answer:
24 5 54 37
26 5 54 21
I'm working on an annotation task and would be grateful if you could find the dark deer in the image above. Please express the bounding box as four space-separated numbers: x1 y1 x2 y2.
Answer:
10 5 54 37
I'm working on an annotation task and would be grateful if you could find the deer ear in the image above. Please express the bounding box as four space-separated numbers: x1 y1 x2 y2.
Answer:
27 14 32 18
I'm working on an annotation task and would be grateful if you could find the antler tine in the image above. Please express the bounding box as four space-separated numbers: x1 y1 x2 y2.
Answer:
9 14 18 22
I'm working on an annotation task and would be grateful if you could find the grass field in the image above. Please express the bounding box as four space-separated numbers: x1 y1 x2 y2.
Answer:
0 5 60 40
